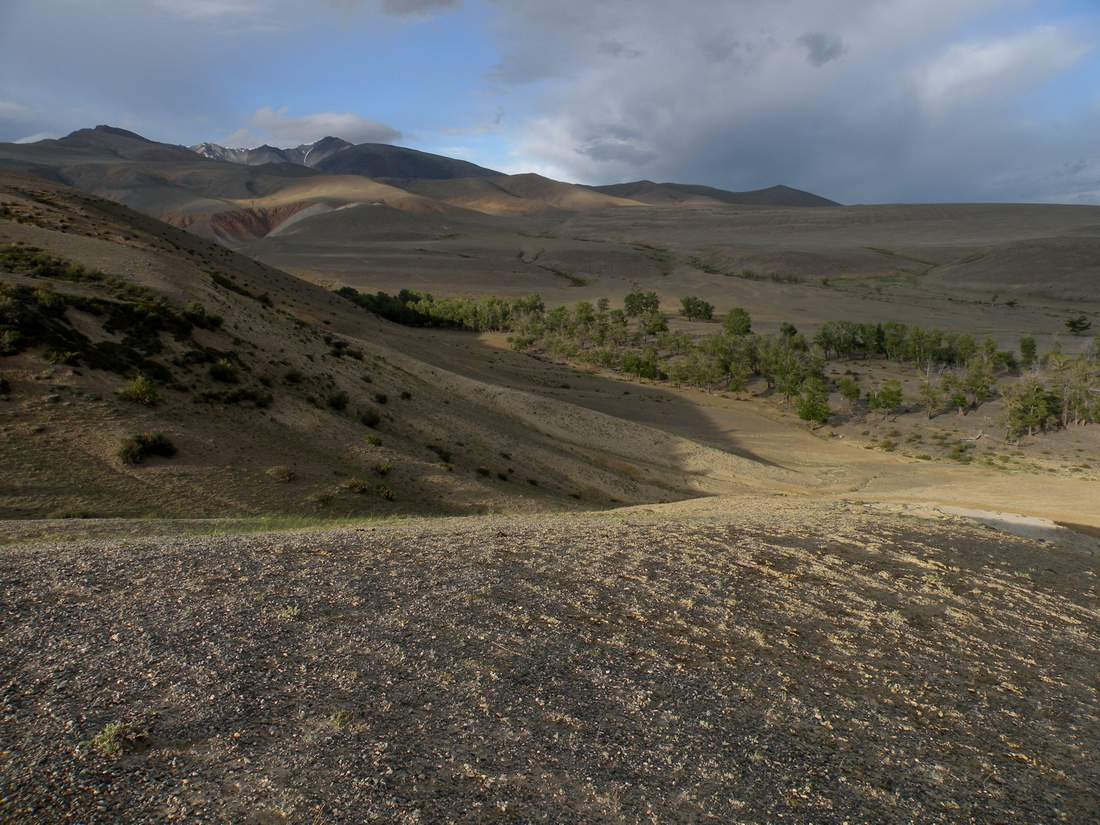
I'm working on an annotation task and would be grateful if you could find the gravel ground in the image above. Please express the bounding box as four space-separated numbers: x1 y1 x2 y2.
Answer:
2 498 1098 823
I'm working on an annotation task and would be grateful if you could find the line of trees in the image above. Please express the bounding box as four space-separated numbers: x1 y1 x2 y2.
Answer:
338 287 1099 436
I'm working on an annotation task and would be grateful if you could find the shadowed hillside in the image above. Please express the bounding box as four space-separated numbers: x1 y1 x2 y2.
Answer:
590 180 840 207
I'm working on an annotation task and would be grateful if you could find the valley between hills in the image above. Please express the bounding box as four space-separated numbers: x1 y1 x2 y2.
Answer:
0 127 1098 823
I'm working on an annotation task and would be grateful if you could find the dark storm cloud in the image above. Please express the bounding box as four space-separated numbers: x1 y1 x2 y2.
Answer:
378 0 460 15
798 32 846 66
491 0 1098 203
597 39 642 59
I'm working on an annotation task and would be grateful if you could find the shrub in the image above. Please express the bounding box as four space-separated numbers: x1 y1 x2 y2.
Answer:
1003 377 1061 438
837 376 860 408
795 376 830 424
373 462 393 477
283 369 303 384
373 392 388 405
624 291 660 317
723 306 752 336
327 390 349 411
867 379 903 418
1019 336 1037 369
118 432 177 465
89 720 147 758
428 444 452 463
182 302 223 330
1066 314 1092 335
341 478 370 494
364 433 382 446
360 408 381 428
208 358 238 383
116 373 159 406
680 295 714 321
375 483 396 501
265 466 295 483
0 375 9 395
476 467 491 477
399 390 412 400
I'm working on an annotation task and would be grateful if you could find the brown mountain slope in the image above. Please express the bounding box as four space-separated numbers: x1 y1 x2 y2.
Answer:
0 169 795 518
383 173 646 215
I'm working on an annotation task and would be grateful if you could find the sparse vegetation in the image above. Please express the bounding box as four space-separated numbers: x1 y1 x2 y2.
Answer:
1065 314 1092 335
118 432 177 465
265 466 295 483
208 358 238 383
116 373 159 406
88 720 148 758
327 390 349 411
428 444 452 463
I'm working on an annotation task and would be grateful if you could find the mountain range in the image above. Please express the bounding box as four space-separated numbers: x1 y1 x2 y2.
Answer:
0 126 838 247
191 135 505 181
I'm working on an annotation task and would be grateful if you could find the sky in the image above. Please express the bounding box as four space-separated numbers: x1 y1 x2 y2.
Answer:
0 0 1098 203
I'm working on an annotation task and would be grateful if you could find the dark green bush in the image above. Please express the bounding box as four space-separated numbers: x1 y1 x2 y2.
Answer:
327 391 350 411
183 302 223 330
360 409 381 428
208 358 238 383
118 432 176 465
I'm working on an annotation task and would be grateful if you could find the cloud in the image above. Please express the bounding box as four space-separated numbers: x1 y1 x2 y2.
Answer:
228 106 402 147
153 0 262 19
0 100 60 144
488 0 1097 202
0 100 34 121
13 132 60 143
917 25 1088 111
320 0 460 14
798 32 846 66
379 0 460 15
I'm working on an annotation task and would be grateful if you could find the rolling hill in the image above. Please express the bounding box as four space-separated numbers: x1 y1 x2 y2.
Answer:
391 173 645 214
589 180 840 207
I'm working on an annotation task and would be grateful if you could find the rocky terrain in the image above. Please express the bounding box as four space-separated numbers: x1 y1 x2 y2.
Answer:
2 498 1098 823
